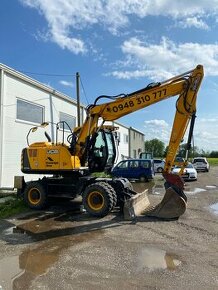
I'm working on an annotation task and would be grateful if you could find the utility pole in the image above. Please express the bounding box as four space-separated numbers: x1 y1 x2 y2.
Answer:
76 72 80 127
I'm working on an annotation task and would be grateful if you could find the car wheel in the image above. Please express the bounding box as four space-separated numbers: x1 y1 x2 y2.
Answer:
157 167 163 173
139 175 148 182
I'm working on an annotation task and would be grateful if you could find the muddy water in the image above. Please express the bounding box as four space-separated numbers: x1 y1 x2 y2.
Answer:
137 247 181 271
0 211 106 290
132 181 165 195
184 187 206 195
209 203 218 215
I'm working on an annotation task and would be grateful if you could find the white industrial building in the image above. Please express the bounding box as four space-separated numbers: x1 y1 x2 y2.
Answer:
0 63 144 188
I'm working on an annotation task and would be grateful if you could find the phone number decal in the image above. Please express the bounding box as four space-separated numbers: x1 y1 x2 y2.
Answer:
111 89 167 113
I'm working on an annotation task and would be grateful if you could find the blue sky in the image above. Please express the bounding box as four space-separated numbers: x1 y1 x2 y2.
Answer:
1 0 218 151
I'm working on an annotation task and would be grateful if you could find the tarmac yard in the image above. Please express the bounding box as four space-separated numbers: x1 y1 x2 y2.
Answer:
0 168 218 290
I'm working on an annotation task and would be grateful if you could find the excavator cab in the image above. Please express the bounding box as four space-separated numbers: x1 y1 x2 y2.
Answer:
88 128 117 172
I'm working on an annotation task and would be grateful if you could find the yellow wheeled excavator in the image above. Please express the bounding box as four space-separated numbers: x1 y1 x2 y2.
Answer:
14 65 204 220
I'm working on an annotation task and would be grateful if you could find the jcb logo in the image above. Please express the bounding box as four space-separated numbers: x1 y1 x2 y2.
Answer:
47 149 59 154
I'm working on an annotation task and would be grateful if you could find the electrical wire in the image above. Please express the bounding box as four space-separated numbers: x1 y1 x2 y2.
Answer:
79 77 89 105
19 70 76 77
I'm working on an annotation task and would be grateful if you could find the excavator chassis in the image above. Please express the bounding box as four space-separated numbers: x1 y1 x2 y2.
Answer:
15 174 187 220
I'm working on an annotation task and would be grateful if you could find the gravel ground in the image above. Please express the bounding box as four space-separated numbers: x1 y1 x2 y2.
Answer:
0 168 217 290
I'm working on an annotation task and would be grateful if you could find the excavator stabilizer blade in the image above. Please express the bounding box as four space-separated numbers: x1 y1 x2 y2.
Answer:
143 187 187 220
123 189 150 220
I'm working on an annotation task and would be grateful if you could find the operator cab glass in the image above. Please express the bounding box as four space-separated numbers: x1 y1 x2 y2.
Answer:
88 129 116 172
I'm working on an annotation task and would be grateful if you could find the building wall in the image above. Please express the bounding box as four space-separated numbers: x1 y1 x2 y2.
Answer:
113 122 129 164
0 65 81 188
129 127 144 158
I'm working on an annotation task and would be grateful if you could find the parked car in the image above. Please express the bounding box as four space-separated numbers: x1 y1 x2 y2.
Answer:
192 157 210 172
111 159 154 182
153 159 165 173
172 163 197 181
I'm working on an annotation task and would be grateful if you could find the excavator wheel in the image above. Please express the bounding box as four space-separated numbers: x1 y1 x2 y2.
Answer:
23 181 48 209
82 182 117 217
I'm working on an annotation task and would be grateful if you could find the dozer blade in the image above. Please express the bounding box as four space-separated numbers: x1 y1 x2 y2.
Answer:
123 187 186 221
123 189 150 220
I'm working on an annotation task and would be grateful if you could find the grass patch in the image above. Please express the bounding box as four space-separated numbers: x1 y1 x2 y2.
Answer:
91 172 112 178
207 158 218 166
0 197 28 219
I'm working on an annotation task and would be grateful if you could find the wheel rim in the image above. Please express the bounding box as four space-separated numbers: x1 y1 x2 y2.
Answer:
28 188 41 205
87 191 104 211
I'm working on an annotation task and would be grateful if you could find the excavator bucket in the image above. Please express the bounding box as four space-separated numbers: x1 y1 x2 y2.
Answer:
123 188 187 220
123 173 187 220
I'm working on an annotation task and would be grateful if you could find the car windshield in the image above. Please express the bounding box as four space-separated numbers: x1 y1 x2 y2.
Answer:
193 158 206 163
174 163 193 169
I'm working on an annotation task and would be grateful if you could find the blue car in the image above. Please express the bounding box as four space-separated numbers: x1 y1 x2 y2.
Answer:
111 159 154 182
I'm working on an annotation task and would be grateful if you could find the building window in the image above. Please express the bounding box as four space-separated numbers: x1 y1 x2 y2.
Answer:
16 99 44 124
133 149 137 158
59 112 76 130
124 134 129 143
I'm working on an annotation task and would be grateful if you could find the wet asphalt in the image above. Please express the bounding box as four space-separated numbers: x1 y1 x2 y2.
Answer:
0 168 218 290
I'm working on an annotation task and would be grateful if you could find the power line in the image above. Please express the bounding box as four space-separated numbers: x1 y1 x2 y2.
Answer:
80 76 90 105
19 70 76 77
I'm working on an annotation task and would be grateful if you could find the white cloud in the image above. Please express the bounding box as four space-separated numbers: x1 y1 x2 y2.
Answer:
143 117 218 151
144 119 171 143
194 117 218 150
20 0 218 54
109 37 218 80
178 17 209 30
59 80 74 88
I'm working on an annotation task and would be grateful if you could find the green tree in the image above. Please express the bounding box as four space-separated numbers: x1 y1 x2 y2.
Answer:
210 151 218 158
144 138 165 157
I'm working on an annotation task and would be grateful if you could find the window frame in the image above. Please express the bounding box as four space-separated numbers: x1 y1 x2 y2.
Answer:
16 98 45 125
59 112 76 131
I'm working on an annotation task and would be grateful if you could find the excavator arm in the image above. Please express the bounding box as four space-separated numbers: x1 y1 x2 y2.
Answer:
75 65 204 172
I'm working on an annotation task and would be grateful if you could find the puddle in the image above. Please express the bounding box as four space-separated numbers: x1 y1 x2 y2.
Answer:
205 185 217 189
138 247 181 272
0 228 104 289
0 212 108 289
152 185 165 195
132 182 165 195
0 245 60 290
184 188 206 195
209 203 218 216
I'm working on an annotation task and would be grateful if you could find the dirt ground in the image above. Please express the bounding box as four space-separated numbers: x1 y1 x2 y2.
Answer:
0 168 217 290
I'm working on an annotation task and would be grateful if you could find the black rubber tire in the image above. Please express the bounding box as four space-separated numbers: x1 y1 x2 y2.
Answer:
157 167 163 173
82 182 117 217
138 175 148 183
23 181 47 209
